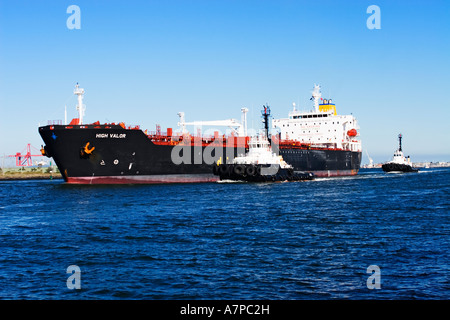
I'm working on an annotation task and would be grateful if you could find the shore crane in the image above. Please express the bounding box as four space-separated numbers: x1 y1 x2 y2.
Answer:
8 144 44 167
365 150 374 168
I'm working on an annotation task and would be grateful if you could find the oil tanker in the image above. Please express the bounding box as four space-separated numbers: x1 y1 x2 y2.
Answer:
39 84 361 184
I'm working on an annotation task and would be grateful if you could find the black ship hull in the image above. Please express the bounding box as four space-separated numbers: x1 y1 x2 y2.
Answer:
382 162 418 173
39 125 361 184
279 146 361 177
213 164 314 182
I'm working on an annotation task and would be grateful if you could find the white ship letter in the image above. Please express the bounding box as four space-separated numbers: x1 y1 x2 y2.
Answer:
366 5 381 30
171 144 191 165
366 265 381 289
66 5 81 30
203 138 223 165
66 265 81 289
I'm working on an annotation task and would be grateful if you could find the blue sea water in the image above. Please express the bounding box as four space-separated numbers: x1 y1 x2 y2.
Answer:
0 168 448 300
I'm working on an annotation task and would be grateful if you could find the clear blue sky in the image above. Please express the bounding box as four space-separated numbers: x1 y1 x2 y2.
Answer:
1 0 449 166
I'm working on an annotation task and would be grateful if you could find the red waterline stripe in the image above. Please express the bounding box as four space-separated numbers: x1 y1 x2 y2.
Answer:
66 174 219 185
311 169 359 177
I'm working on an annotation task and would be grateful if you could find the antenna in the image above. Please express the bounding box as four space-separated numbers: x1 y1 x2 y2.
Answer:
241 107 248 136
177 112 187 134
261 105 271 142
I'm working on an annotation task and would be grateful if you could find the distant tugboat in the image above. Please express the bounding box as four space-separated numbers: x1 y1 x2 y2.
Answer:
382 134 418 173
213 106 314 182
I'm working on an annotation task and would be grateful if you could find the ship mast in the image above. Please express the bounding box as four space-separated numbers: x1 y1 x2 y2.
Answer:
241 107 248 137
261 105 271 142
74 83 85 125
398 133 402 152
311 84 321 112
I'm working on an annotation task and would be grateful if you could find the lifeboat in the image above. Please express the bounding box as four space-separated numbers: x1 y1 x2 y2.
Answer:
347 129 357 137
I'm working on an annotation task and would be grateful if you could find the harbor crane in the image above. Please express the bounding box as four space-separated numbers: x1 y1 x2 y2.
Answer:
365 150 374 168
8 144 44 167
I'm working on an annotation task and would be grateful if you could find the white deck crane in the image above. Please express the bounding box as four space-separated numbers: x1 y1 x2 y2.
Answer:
177 108 248 137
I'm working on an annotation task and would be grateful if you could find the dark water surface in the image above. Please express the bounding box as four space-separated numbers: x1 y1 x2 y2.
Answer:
0 168 448 299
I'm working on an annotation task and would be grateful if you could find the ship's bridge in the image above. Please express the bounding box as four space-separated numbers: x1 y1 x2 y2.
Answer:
290 112 333 119
273 99 361 152
288 99 337 119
